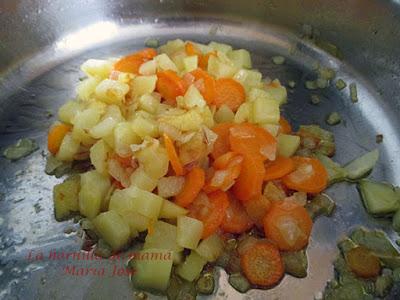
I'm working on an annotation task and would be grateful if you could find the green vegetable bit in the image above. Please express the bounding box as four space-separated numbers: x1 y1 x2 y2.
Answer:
319 67 336 80
228 273 251 293
288 80 296 88
282 250 308 278
144 38 159 48
305 193 336 219
344 149 379 180
326 112 341 125
316 78 328 89
167 273 197 300
3 138 38 160
374 275 393 298
335 79 347 90
94 239 113 258
305 80 318 90
272 56 285 65
349 83 358 103
196 273 215 295
392 209 400 232
310 94 321 105
316 154 348 184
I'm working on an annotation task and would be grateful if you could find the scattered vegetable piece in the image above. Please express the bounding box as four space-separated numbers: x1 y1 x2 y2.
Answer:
196 273 215 295
228 273 251 293
305 194 336 219
175 167 205 208
349 82 358 103
310 94 320 105
3 138 39 161
272 56 285 65
325 112 341 126
282 250 308 278
335 79 347 90
344 149 379 180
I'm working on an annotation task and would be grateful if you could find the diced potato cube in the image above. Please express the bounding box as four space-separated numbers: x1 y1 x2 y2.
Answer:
252 98 280 124
214 104 234 123
130 187 164 220
234 102 251 124
159 39 185 56
95 79 130 104
233 69 263 90
207 55 237 78
114 122 141 157
179 85 206 109
90 140 110 175
195 233 224 262
177 216 203 249
79 170 111 219
89 117 118 139
139 59 157 75
261 124 280 137
159 110 203 131
81 59 113 78
136 144 169 179
138 94 160 114
53 175 80 221
183 55 198 73
208 41 233 54
159 199 188 219
56 133 80 161
227 49 252 69
58 100 83 124
144 221 183 255
130 166 158 192
197 106 215 128
131 115 159 138
120 211 150 234
155 54 178 72
277 134 301 157
131 75 157 97
247 87 272 102
265 79 287 105
176 251 207 282
131 248 173 291
93 210 130 251
171 52 186 72
72 102 106 144
76 76 101 101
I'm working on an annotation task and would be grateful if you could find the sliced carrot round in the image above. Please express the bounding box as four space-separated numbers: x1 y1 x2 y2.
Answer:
188 190 229 239
279 117 292 134
221 195 253 234
114 48 157 74
346 246 381 278
163 133 185 176
175 167 205 208
240 242 284 287
190 68 216 104
282 156 328 194
263 199 313 251
214 78 245 112
156 70 187 103
229 123 277 161
264 156 295 181
232 154 265 203
198 51 216 70
210 122 235 159
47 123 72 155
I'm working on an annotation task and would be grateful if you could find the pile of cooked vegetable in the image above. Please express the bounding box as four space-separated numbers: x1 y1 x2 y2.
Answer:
47 39 400 298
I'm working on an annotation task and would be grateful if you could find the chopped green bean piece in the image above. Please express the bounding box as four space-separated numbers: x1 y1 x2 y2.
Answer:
374 275 393 297
282 250 308 278
319 67 336 80
288 80 296 88
326 112 341 125
316 78 328 89
310 94 321 105
3 138 38 160
228 273 251 293
305 193 336 219
335 79 347 90
144 38 159 48
272 56 285 65
349 83 358 103
305 80 318 90
196 273 215 295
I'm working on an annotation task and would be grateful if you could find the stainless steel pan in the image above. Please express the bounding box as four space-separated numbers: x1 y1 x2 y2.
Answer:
1 1 400 299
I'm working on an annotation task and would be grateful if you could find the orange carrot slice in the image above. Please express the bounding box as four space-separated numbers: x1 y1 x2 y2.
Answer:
175 167 205 207
214 78 246 112
264 156 295 181
156 70 187 103
190 68 216 104
240 242 284 287
163 133 185 176
279 117 292 134
188 190 229 239
47 123 71 155
282 156 328 194
221 194 253 233
229 123 277 161
263 199 313 251
210 122 235 159
114 48 157 74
